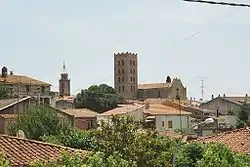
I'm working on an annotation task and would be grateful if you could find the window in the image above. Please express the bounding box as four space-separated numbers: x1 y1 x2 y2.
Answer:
122 69 124 74
130 68 132 73
130 77 132 82
25 85 30 93
122 77 124 82
130 60 132 65
41 86 45 93
133 60 135 66
118 61 120 65
118 69 121 74
131 85 133 91
118 77 121 82
133 69 135 74
133 77 135 82
168 121 173 128
122 60 124 65
162 121 165 127
122 86 124 91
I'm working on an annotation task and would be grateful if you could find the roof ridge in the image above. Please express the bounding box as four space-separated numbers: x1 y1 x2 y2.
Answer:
197 127 249 140
0 134 85 152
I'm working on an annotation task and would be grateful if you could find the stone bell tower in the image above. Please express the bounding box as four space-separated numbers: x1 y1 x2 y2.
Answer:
59 62 70 97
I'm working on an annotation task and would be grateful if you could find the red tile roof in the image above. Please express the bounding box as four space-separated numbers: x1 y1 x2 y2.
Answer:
193 127 250 154
0 134 87 166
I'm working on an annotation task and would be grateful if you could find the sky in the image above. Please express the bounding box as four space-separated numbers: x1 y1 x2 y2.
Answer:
1 0 250 100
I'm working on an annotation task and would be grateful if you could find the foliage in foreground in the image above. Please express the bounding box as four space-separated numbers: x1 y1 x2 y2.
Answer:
8 105 71 140
0 85 15 100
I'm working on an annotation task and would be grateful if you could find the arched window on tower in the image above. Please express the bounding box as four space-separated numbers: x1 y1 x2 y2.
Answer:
118 69 121 74
133 69 135 74
122 69 124 74
133 60 135 66
118 77 121 82
130 60 132 65
122 60 124 65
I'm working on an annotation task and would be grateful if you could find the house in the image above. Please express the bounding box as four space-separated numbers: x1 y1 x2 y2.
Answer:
0 66 52 105
59 108 99 130
98 104 145 123
200 94 249 128
144 103 193 130
0 97 37 134
193 127 250 154
55 96 75 109
0 134 87 166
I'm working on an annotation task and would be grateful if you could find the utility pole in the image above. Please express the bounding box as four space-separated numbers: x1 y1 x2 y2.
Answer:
200 77 204 103
182 0 250 7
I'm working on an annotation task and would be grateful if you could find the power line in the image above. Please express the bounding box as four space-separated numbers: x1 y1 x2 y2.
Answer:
183 0 250 7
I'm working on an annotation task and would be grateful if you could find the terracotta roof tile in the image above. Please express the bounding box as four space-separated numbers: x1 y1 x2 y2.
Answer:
138 83 172 89
62 108 99 118
193 127 250 154
145 104 191 115
0 134 87 166
101 104 144 116
0 75 51 86
0 114 17 119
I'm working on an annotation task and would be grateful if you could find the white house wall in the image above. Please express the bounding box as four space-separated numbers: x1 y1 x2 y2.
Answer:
155 115 192 130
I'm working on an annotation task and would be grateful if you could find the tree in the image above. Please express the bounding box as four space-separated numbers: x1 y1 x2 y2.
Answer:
95 115 174 167
195 143 235 167
75 84 121 113
0 85 14 100
30 152 86 167
9 105 70 140
175 142 204 167
236 104 250 128
0 152 10 167
42 129 97 151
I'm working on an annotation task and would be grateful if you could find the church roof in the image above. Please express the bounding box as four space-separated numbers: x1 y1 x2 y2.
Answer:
138 83 172 89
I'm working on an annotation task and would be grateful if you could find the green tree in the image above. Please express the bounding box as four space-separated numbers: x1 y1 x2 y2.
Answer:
75 84 121 113
30 152 86 167
9 105 70 140
0 152 10 167
195 143 235 167
42 129 97 151
175 142 204 167
95 115 174 167
236 104 250 128
0 85 14 100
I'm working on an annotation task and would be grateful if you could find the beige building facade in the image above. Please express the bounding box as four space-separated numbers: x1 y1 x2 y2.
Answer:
113 53 187 100
138 77 187 100
114 52 138 99
0 67 52 104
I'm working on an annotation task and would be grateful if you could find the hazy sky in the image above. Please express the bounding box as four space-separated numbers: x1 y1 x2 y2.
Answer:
1 0 250 100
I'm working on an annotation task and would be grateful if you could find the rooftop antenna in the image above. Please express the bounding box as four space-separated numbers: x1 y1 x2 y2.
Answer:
62 61 66 73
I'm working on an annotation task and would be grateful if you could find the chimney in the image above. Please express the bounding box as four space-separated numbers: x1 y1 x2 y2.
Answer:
10 71 13 75
223 94 226 98
212 94 214 100
16 130 25 139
